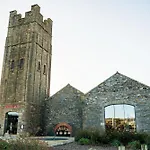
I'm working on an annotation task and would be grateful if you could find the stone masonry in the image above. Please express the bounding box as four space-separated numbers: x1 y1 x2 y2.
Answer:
83 72 150 133
45 72 150 135
0 4 150 136
45 84 84 136
0 4 52 135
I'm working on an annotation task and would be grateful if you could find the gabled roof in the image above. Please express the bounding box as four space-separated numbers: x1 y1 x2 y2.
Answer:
50 84 84 98
86 72 150 94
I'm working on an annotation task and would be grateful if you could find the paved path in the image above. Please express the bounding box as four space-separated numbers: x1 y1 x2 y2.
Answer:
54 142 118 150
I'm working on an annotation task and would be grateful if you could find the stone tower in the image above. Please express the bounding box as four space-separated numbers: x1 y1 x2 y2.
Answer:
0 4 52 135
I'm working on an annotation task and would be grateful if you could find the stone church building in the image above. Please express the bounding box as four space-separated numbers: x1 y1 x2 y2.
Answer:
0 4 150 136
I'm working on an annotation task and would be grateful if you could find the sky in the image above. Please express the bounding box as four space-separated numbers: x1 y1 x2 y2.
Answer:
1 0 150 95
105 105 135 119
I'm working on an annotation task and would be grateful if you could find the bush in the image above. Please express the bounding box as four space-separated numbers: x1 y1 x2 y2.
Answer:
75 129 91 141
111 139 122 147
75 128 102 142
0 138 49 150
98 133 110 145
127 141 141 150
90 129 102 144
120 131 134 145
145 134 150 150
9 138 48 150
78 138 90 145
106 131 122 143
133 132 147 144
106 130 147 146
75 129 150 147
75 129 109 145
0 139 10 150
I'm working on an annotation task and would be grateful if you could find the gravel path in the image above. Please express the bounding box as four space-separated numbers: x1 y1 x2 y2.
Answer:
53 142 118 150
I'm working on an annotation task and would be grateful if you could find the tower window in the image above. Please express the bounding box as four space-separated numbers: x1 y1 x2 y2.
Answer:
37 61 41 71
10 60 15 71
19 58 24 69
43 64 46 74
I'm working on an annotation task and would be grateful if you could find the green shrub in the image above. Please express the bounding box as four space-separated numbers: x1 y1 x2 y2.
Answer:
75 128 102 142
145 134 150 150
107 131 122 142
78 138 90 145
75 129 91 141
127 141 141 150
0 139 10 150
120 131 134 145
98 133 110 145
107 131 147 146
90 129 101 144
9 138 48 150
111 139 122 147
0 137 51 150
75 129 150 147
75 129 109 145
133 132 147 144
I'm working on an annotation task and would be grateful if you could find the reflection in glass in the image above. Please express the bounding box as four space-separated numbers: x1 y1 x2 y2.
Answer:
105 104 136 132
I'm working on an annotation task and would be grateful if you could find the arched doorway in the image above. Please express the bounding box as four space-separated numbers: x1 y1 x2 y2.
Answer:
105 104 136 132
54 122 72 136
4 112 19 134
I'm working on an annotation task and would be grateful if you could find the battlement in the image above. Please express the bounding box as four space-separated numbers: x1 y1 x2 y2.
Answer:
31 4 40 12
8 4 52 34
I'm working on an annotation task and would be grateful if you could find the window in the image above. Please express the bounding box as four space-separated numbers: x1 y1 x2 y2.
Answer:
37 61 41 71
105 104 136 132
43 64 46 74
19 58 24 69
10 60 15 71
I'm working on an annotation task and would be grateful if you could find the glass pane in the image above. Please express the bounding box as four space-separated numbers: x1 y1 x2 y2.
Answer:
105 104 136 132
105 105 114 118
124 105 135 118
115 105 124 119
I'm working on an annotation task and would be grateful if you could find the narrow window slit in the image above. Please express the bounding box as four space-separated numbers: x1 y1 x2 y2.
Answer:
37 61 41 71
43 64 46 74
10 60 15 71
19 58 24 69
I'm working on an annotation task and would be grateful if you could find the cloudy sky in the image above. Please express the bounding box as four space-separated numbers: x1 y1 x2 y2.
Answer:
0 0 150 95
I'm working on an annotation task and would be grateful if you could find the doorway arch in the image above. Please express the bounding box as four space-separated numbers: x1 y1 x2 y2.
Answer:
4 112 19 134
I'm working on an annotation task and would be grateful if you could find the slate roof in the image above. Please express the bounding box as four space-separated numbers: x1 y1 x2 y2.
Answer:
86 72 150 94
50 84 84 98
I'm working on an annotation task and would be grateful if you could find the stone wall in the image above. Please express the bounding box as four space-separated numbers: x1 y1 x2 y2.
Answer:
45 84 84 136
0 4 52 135
83 72 150 133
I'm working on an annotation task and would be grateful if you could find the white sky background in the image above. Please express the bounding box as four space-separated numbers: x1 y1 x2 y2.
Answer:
0 0 150 95
105 105 135 119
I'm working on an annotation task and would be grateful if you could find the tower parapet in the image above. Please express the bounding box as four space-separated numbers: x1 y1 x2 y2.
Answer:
9 4 52 34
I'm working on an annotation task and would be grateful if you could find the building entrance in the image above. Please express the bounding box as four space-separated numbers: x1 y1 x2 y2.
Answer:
4 112 19 134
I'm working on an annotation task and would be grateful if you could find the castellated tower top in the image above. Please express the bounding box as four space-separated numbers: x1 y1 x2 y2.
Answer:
9 4 52 34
